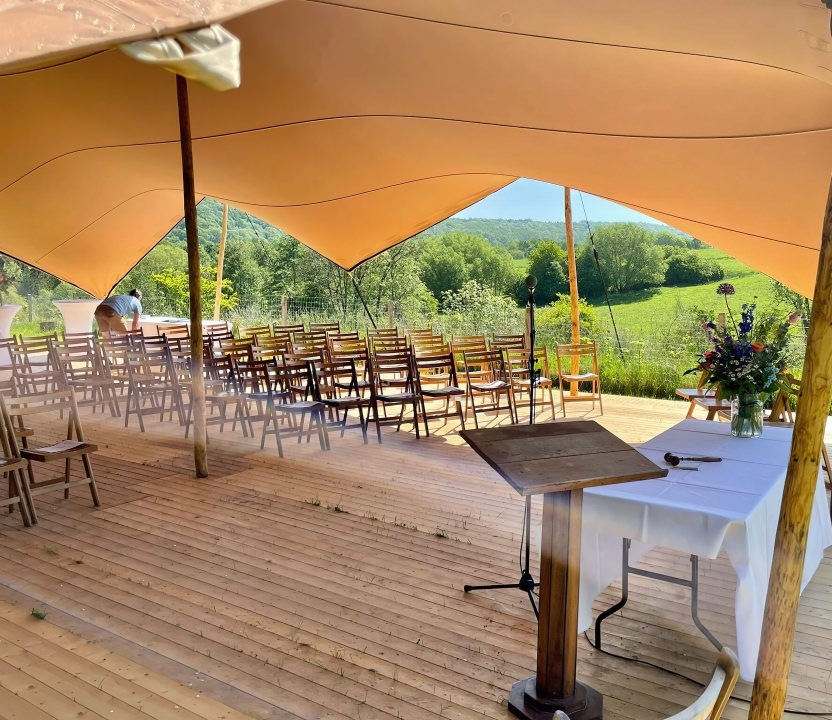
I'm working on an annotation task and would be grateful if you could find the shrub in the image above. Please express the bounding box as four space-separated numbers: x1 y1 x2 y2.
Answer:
663 248 724 286
535 298 599 344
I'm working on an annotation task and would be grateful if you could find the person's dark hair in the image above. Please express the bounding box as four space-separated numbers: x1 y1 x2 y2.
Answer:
129 289 141 298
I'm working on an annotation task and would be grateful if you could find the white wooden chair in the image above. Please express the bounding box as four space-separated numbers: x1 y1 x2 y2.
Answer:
555 647 738 720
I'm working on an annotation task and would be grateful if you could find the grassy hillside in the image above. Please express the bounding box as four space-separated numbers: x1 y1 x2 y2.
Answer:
590 248 776 332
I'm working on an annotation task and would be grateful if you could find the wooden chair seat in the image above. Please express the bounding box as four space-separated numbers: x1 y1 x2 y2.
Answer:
561 372 598 382
470 379 510 392
22 439 98 461
421 385 464 398
377 390 419 402
692 396 732 421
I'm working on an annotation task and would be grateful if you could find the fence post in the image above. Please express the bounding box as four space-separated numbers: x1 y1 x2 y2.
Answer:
525 307 531 348
717 312 726 331
281 294 288 326
387 300 395 328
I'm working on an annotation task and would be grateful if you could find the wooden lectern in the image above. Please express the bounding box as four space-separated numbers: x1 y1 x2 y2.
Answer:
461 420 667 720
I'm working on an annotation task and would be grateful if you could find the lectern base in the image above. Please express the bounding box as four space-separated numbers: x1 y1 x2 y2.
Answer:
509 678 603 720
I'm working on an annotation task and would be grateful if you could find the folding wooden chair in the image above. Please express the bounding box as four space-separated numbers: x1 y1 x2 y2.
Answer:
0 398 35 526
676 369 717 418
330 339 371 393
156 322 190 340
124 347 186 431
310 358 379 443
555 342 603 416
184 355 252 439
505 346 557 420
1 389 100 509
451 335 488 386
463 349 517 428
51 339 121 417
413 349 465 429
369 350 426 437
269 360 331 454
10 336 61 396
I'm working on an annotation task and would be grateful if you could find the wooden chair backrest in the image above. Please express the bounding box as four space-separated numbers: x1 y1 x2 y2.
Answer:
273 323 305 335
251 336 291 361
309 321 341 334
218 338 253 362
293 331 327 349
314 358 360 398
413 351 460 386
555 342 599 376
328 332 360 346
159 323 190 339
413 339 450 356
369 350 416 394
404 327 434 339
3 388 85 441
368 327 399 338
330 339 369 363
492 334 526 350
239 325 271 340
235 359 276 395
463 348 507 380
371 336 408 352
451 335 487 356
505 346 551 376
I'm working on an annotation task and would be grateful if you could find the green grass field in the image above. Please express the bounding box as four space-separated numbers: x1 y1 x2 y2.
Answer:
591 248 777 332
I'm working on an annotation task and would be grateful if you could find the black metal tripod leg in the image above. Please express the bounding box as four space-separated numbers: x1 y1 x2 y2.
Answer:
594 538 631 650
465 581 537 592
690 554 722 651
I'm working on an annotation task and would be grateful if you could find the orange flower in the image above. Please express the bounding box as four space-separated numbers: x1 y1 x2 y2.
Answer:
751 341 765 352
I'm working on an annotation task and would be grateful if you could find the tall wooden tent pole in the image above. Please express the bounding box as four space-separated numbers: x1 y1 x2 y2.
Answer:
176 74 208 478
748 176 832 719
565 188 580 390
214 203 228 321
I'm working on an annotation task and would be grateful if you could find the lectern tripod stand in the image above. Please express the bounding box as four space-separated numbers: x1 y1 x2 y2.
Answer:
463 494 539 617
463 275 540 617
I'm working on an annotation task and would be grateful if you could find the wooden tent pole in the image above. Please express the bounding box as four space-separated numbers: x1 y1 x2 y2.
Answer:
176 74 208 478
565 188 580 392
748 177 832 719
214 203 228 321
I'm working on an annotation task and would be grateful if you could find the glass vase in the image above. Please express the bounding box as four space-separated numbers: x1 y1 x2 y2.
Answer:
731 393 763 438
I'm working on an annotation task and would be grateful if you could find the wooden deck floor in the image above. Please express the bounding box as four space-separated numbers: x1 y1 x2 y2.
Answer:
0 395 830 720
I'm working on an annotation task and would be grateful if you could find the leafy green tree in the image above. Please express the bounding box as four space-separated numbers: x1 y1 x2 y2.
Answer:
663 248 724 286
576 223 666 295
150 266 237 316
521 241 569 305
418 233 519 300
654 231 687 248
116 241 188 307
536 297 599 344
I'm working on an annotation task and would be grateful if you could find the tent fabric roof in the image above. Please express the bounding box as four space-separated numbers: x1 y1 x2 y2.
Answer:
2 0 832 298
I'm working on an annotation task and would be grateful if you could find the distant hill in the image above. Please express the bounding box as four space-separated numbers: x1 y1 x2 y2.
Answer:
416 217 690 246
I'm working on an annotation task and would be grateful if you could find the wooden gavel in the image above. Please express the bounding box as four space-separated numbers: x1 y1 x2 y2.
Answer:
664 452 723 466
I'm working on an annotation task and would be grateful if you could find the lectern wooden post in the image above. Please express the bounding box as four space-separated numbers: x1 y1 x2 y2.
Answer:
461 421 667 720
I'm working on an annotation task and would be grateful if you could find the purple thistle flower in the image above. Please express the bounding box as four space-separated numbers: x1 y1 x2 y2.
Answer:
717 283 735 296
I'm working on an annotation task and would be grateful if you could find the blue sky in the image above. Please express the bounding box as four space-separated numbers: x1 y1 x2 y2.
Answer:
454 178 666 225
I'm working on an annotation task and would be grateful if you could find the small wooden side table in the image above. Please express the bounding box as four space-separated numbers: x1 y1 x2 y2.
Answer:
461 420 667 720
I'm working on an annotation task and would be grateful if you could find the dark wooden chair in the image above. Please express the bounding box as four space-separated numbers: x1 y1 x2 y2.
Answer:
310 358 379 444
369 350 426 437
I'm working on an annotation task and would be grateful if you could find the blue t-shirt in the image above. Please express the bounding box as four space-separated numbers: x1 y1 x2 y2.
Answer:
99 294 142 316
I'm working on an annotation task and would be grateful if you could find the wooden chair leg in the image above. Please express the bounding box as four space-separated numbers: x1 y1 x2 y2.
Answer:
81 454 100 507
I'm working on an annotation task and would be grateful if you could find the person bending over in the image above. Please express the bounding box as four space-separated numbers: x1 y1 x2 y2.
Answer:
94 289 143 337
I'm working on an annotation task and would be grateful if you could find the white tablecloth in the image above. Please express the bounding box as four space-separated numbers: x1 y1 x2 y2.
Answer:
579 418 832 680
136 316 232 335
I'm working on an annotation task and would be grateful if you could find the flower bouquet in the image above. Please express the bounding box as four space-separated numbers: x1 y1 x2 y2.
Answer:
688 283 800 437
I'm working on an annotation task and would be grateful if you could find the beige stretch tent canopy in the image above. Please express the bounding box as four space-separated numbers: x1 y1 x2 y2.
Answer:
2 0 832 298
